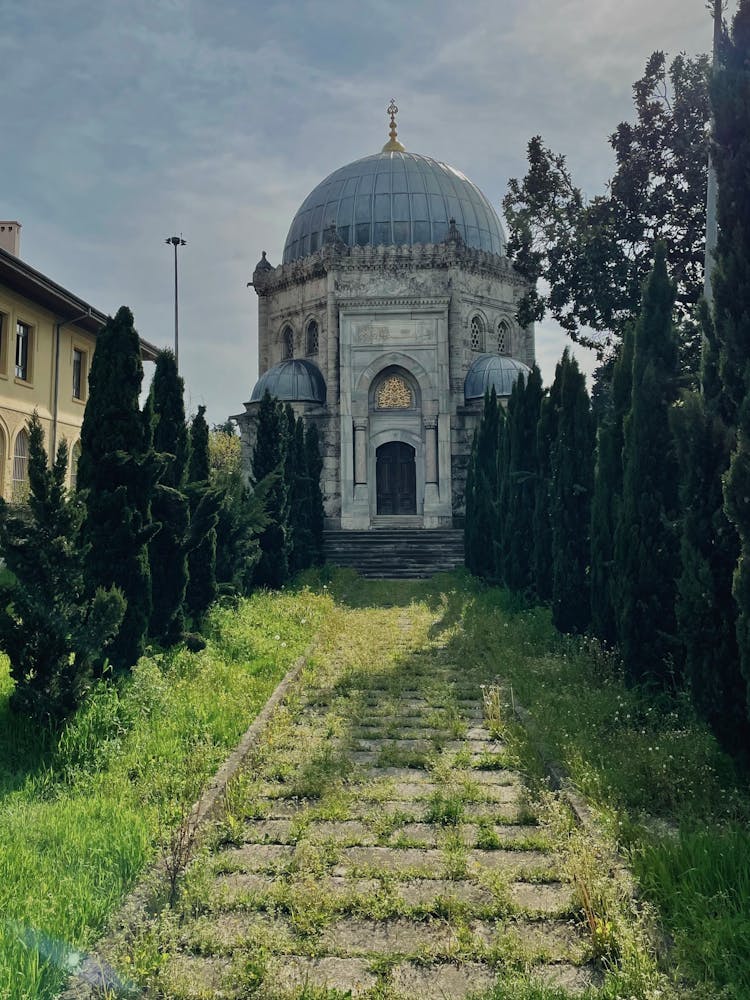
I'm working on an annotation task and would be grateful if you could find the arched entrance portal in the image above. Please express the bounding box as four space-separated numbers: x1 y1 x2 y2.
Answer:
376 441 416 515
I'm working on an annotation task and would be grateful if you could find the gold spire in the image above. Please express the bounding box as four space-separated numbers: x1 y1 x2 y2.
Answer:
382 99 406 152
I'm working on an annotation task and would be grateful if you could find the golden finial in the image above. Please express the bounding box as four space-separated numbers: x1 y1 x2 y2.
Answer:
382 99 406 153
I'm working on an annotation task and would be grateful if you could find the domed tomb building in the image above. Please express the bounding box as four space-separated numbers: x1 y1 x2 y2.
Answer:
239 105 534 529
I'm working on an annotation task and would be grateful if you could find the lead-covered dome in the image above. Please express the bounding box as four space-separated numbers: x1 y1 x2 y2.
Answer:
283 151 506 264
250 359 326 404
465 354 531 402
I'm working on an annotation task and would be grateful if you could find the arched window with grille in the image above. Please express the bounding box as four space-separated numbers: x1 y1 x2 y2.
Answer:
306 320 319 356
70 441 82 492
12 429 29 503
282 326 294 360
497 320 510 356
470 315 484 352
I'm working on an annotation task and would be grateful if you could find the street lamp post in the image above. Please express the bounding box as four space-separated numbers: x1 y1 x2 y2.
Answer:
165 235 187 369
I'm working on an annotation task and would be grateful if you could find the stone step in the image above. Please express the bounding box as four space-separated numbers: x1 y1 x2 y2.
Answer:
324 528 465 578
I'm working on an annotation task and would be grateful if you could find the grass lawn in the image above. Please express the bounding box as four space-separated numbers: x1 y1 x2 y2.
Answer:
0 587 331 1000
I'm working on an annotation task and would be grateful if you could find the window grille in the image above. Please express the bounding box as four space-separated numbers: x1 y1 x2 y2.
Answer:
12 430 29 502
470 316 483 352
497 321 509 355
306 321 319 355
15 321 30 380
282 326 294 360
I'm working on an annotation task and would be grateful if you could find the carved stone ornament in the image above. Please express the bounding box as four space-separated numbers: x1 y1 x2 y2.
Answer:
377 376 413 409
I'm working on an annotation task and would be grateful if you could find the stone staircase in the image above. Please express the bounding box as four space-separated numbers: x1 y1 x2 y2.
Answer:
324 528 465 578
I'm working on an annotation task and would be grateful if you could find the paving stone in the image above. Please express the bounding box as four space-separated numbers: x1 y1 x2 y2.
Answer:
459 781 524 803
181 911 292 952
459 768 519 786
273 956 376 995
212 872 277 905
213 844 295 873
158 954 232 998
501 920 586 962
467 849 554 876
532 963 600 993
509 881 575 914
363 780 438 800
361 766 436 781
258 799 304 819
465 727 492 740
390 961 497 998
319 917 456 955
242 819 294 843
458 801 534 822
354 737 436 752
305 820 373 844
392 878 496 909
336 846 445 876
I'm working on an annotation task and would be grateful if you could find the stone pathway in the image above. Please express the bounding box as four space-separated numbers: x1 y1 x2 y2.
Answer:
150 606 603 999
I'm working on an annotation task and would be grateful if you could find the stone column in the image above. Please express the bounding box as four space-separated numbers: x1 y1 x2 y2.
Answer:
424 418 438 484
424 417 440 516
354 419 368 486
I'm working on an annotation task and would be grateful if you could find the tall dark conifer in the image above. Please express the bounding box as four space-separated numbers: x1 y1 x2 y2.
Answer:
471 388 500 580
78 306 162 671
532 361 562 602
615 245 681 681
589 324 634 644
505 365 544 594
149 350 190 644
714 0 750 727
186 405 218 623
550 351 594 633
305 423 326 565
493 401 510 584
252 391 289 588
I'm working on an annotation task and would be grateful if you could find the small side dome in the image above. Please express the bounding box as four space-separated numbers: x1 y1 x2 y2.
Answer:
464 354 531 402
254 250 272 272
250 359 326 404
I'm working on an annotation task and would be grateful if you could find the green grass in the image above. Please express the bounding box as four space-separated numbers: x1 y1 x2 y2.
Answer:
0 586 331 1000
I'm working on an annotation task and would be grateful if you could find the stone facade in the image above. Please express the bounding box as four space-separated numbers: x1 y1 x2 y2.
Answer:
239 232 533 529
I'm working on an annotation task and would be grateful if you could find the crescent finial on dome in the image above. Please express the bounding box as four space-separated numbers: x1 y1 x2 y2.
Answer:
382 99 406 153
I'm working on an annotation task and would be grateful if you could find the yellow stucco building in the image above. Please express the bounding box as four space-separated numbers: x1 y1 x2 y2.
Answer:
0 222 157 501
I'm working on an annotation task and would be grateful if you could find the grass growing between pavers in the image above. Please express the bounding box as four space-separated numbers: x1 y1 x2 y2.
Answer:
103 568 714 1000
0 587 330 1000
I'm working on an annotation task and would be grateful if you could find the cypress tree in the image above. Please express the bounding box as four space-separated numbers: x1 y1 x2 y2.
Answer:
0 415 125 721
186 405 218 623
305 423 326 565
550 351 595 633
78 306 162 671
589 324 634 645
615 245 681 681
505 365 544 594
471 388 500 580
494 403 510 584
149 350 190 644
714 1 750 728
252 391 289 588
288 416 313 574
532 363 562 602
464 430 478 573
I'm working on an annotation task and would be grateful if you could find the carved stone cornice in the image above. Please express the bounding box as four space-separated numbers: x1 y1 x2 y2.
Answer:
251 241 529 296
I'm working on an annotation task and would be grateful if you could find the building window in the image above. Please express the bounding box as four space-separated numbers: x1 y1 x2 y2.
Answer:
306 320 319 356
15 321 31 381
377 375 413 409
12 429 29 502
497 320 510 356
70 441 82 492
72 348 86 400
0 312 6 374
470 316 484 352
282 326 294 360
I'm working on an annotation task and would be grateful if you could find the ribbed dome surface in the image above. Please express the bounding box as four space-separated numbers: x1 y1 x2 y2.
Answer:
283 151 505 264
250 360 326 404
464 354 531 401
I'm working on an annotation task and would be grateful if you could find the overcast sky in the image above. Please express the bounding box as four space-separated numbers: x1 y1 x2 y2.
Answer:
2 0 717 425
